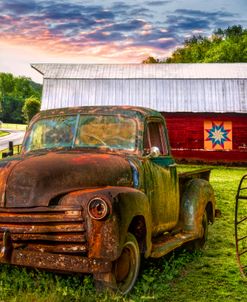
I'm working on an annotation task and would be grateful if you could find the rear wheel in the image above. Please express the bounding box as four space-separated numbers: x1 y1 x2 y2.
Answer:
194 210 208 250
186 209 208 251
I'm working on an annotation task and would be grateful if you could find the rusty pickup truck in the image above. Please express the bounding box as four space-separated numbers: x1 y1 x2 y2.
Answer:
0 106 215 293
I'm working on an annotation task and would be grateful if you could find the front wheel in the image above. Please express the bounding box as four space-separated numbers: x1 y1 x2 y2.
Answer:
94 232 140 294
113 232 140 294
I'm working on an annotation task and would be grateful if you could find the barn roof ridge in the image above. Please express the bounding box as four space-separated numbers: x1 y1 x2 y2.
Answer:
31 63 247 80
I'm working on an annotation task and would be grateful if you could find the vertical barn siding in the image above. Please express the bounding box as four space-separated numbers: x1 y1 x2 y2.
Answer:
163 113 247 163
41 79 247 113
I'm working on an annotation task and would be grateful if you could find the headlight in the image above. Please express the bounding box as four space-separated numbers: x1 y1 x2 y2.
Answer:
87 197 109 220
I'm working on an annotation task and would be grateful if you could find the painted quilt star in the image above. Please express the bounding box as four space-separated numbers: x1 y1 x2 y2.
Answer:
204 121 232 150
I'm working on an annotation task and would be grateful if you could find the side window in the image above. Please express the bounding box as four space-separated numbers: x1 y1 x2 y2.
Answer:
144 121 168 156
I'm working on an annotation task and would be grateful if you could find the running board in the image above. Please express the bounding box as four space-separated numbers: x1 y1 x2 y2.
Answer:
151 232 197 258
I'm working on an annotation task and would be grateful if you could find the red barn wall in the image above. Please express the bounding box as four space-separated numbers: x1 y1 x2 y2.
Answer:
162 112 247 164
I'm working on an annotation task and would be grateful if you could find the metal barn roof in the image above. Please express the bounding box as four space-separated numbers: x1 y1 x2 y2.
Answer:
32 63 247 79
32 63 247 113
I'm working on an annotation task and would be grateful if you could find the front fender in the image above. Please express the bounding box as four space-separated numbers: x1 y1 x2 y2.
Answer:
113 188 152 258
180 179 215 235
60 187 152 260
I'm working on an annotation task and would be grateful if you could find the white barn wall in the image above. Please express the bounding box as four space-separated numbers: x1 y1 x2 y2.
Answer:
41 78 247 113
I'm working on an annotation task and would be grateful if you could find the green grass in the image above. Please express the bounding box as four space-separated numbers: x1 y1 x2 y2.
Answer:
0 145 22 159
0 130 9 137
0 165 246 301
1 123 27 130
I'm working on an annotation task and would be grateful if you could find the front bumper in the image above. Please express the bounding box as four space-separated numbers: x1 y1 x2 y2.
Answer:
0 206 112 274
0 230 111 273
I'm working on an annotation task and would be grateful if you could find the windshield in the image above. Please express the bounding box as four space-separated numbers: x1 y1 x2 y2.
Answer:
24 115 76 152
24 114 137 152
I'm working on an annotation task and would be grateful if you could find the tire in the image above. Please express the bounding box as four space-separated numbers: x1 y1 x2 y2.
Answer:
112 232 141 294
194 210 208 250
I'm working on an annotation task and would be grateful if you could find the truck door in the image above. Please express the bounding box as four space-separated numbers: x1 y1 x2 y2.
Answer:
143 118 179 236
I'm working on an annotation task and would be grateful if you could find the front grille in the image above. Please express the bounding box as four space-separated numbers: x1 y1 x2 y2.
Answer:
0 206 87 255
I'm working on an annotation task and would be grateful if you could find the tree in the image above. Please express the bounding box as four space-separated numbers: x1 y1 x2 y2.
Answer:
142 25 247 63
0 73 14 97
142 56 158 64
22 96 41 123
0 72 42 123
0 95 24 123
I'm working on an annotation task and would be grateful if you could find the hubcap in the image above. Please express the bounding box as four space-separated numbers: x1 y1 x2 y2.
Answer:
115 248 131 282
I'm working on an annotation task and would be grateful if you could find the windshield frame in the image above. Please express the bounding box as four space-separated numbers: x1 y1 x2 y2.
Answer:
22 113 139 154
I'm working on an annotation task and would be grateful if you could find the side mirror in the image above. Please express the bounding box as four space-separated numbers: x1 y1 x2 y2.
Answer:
148 146 160 158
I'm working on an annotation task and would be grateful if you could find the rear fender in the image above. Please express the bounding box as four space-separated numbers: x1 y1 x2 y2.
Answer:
180 179 215 235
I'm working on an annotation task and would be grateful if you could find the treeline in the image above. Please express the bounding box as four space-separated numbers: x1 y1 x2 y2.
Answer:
143 25 247 63
0 72 42 124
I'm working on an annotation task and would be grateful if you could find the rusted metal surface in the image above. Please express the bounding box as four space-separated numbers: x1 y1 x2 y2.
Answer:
0 106 216 292
5 153 133 208
235 174 247 278
0 206 87 263
0 159 21 207
4 250 111 273
151 231 196 258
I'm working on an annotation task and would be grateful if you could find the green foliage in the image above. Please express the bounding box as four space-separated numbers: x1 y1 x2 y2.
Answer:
142 56 159 64
0 73 14 96
143 25 247 63
0 130 9 137
0 144 22 159
167 25 247 63
0 95 25 124
22 96 41 123
0 72 42 123
0 165 246 301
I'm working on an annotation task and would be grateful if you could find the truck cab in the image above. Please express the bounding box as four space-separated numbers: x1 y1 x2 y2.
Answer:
0 106 215 294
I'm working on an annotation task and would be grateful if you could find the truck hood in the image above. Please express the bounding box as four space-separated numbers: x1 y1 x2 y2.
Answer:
1 151 133 208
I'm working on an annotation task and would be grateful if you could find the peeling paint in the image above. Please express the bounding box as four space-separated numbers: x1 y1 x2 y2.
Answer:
0 106 216 291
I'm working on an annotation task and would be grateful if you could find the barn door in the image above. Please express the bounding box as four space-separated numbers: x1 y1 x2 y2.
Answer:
235 174 247 278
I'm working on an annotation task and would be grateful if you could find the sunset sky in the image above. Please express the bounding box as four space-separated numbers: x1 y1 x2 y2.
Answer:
0 0 247 83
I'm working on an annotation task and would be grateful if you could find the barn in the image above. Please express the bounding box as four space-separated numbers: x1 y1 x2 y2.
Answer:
32 63 247 164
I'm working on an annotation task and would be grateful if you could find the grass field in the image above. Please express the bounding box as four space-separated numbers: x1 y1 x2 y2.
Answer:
0 165 246 302
0 145 22 159
1 123 27 131
0 130 9 137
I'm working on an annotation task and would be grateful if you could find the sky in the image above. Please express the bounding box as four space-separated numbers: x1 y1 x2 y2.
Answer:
0 0 247 83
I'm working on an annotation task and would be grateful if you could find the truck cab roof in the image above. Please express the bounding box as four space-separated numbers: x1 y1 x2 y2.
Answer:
34 106 163 122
